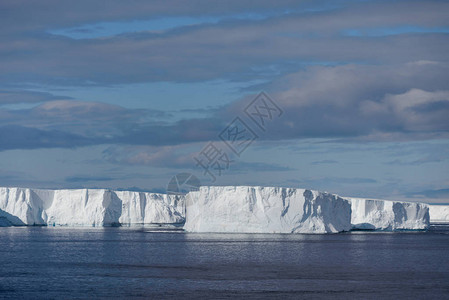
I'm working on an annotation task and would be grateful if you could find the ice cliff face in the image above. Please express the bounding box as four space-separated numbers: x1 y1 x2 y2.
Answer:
0 186 435 232
348 198 429 230
429 205 449 223
184 186 352 233
0 187 184 226
116 191 184 225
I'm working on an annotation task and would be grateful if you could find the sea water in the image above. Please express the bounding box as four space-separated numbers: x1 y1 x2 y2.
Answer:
0 226 448 299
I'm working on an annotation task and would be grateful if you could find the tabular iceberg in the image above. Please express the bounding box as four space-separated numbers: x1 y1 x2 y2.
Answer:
429 205 449 223
0 186 436 232
184 186 352 233
0 187 184 226
348 198 429 230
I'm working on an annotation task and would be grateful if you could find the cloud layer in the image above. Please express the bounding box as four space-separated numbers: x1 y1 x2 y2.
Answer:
1 1 448 86
1 61 448 151
0 0 448 199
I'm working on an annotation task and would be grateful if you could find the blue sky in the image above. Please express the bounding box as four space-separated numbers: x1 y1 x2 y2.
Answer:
0 0 448 202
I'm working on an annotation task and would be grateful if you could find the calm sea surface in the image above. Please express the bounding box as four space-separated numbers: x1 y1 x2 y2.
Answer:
0 226 448 299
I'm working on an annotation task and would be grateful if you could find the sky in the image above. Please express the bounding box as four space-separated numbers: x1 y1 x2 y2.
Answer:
0 0 448 203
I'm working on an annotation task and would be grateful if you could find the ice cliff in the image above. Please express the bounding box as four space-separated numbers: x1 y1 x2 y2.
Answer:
184 186 352 233
0 187 184 226
347 198 429 230
429 205 449 223
0 186 436 232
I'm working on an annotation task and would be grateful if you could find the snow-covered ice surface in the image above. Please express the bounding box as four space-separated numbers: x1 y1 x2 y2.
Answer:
429 205 449 223
0 187 184 227
184 186 352 233
348 198 429 230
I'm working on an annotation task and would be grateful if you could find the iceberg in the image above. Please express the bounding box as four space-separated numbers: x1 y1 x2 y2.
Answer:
0 187 184 227
0 185 433 232
429 205 449 223
184 186 352 233
348 198 429 230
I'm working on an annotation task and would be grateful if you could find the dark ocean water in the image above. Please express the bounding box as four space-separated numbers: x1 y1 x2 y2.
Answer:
0 226 448 299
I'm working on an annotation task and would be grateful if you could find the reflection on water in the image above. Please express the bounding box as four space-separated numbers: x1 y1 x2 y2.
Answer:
0 227 448 299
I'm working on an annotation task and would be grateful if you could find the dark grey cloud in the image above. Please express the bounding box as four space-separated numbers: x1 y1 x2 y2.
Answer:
0 90 72 105
0 1 448 152
0 125 100 151
386 152 447 166
230 162 294 172
102 62 449 147
102 145 197 168
0 0 312 35
406 188 449 200
311 160 338 165
0 62 448 151
0 100 170 137
1 33 445 87
223 62 449 142
0 99 194 151
115 118 225 146
0 1 448 86
65 176 115 183
101 144 293 174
